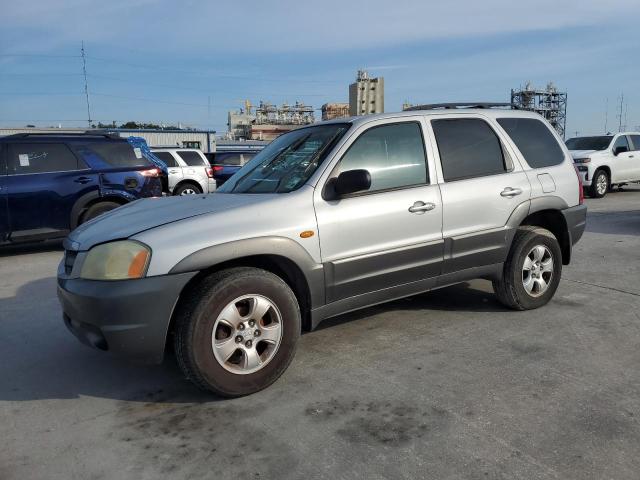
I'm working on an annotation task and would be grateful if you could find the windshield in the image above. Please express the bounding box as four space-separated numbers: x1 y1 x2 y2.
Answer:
565 136 612 151
219 124 350 193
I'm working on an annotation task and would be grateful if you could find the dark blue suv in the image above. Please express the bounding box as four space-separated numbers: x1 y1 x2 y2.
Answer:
0 132 162 244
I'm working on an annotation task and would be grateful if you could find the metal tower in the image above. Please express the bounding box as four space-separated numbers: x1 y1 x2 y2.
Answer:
511 82 567 138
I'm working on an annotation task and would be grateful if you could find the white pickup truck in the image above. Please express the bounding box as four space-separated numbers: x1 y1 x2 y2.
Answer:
566 132 640 198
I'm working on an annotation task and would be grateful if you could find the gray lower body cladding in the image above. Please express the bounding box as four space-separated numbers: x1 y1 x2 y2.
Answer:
561 204 587 245
57 272 196 364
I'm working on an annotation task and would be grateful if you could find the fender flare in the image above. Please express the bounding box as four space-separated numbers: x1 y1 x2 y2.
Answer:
169 236 325 309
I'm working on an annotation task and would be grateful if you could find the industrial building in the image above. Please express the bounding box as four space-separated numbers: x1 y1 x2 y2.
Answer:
511 82 567 138
0 127 217 152
227 100 315 141
349 70 384 116
321 103 350 121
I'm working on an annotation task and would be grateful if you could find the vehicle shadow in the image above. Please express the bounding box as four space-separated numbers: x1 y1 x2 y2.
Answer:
315 280 503 331
1 277 501 404
0 240 64 257
585 210 640 237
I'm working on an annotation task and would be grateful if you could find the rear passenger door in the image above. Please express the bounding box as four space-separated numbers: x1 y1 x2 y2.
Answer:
0 144 8 241
154 151 182 191
612 135 635 182
428 115 531 273
5 142 94 240
629 135 640 181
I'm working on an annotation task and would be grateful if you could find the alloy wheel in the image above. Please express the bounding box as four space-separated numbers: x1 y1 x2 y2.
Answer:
522 245 554 297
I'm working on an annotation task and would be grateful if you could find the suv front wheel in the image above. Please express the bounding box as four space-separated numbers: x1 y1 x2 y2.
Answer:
493 226 562 310
174 267 301 397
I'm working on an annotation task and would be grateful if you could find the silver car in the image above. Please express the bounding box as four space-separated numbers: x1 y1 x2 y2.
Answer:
58 106 586 397
151 148 216 195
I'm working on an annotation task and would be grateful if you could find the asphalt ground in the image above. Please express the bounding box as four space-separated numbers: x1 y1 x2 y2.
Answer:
1 186 639 479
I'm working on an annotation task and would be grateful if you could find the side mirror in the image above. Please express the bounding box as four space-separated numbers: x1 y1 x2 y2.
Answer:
614 146 629 155
324 169 371 200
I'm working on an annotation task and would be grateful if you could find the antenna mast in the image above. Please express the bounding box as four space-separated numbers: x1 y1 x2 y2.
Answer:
81 41 92 127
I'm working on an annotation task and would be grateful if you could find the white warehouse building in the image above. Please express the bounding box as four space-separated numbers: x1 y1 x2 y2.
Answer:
0 127 217 153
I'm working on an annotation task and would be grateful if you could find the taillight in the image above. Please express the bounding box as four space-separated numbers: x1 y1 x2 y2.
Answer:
574 165 584 205
213 165 224 173
206 167 214 178
141 168 160 178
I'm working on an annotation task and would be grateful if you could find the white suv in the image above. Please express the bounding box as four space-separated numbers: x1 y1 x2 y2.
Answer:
59 106 586 396
151 148 216 195
566 132 640 198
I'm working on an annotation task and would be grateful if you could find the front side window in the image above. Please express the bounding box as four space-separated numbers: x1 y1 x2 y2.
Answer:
154 152 178 168
336 122 428 192
7 143 80 174
177 151 206 166
220 124 349 193
612 135 630 153
432 118 507 181
497 118 564 168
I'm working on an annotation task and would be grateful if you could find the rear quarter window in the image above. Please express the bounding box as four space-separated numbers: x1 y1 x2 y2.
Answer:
83 141 148 168
497 118 565 168
177 151 206 166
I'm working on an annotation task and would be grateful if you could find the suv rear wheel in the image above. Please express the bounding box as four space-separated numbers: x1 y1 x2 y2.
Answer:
174 183 202 196
174 267 301 397
493 226 562 310
589 169 609 198
81 201 121 224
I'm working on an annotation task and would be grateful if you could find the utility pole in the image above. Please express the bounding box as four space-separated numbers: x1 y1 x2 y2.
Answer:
604 97 608 133
81 41 92 128
617 93 624 132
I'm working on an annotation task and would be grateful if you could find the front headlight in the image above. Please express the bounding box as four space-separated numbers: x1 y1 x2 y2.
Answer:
80 240 151 280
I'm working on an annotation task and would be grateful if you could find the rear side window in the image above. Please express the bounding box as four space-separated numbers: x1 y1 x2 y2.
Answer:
153 152 178 167
337 122 428 192
87 141 146 167
432 118 506 181
630 135 640 151
497 118 564 168
177 151 206 166
7 143 80 174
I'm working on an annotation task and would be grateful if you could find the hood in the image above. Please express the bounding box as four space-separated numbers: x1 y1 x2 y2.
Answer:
569 150 599 159
69 194 266 250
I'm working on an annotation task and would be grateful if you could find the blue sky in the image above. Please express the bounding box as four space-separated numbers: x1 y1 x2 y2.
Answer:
1 0 639 137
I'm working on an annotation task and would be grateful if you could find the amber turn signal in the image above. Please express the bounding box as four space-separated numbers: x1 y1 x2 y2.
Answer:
300 230 314 238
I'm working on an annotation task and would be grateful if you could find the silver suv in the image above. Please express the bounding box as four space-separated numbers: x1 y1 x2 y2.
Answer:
58 106 587 397
151 148 216 195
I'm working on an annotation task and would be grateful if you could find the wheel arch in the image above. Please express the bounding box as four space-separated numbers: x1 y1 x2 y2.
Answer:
173 179 203 194
506 197 572 265
167 237 325 336
70 191 130 229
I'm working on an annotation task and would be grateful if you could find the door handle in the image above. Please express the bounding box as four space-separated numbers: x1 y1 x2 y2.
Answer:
500 187 522 198
408 201 436 214
169 170 180 174
73 176 93 184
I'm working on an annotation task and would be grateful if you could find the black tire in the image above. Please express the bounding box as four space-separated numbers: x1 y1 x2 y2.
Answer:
81 201 121 224
174 182 202 196
588 169 609 198
174 267 301 397
493 226 562 310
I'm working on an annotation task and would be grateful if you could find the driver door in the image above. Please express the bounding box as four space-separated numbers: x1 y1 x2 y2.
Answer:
314 118 443 304
0 144 8 241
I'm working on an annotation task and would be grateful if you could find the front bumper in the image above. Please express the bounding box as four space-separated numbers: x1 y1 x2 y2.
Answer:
57 272 196 364
562 204 587 246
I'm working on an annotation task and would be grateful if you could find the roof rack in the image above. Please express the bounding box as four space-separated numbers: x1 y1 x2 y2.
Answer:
404 102 514 111
5 131 121 139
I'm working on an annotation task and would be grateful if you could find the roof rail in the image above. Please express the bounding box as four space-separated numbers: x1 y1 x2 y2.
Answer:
4 131 121 139
404 102 514 111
